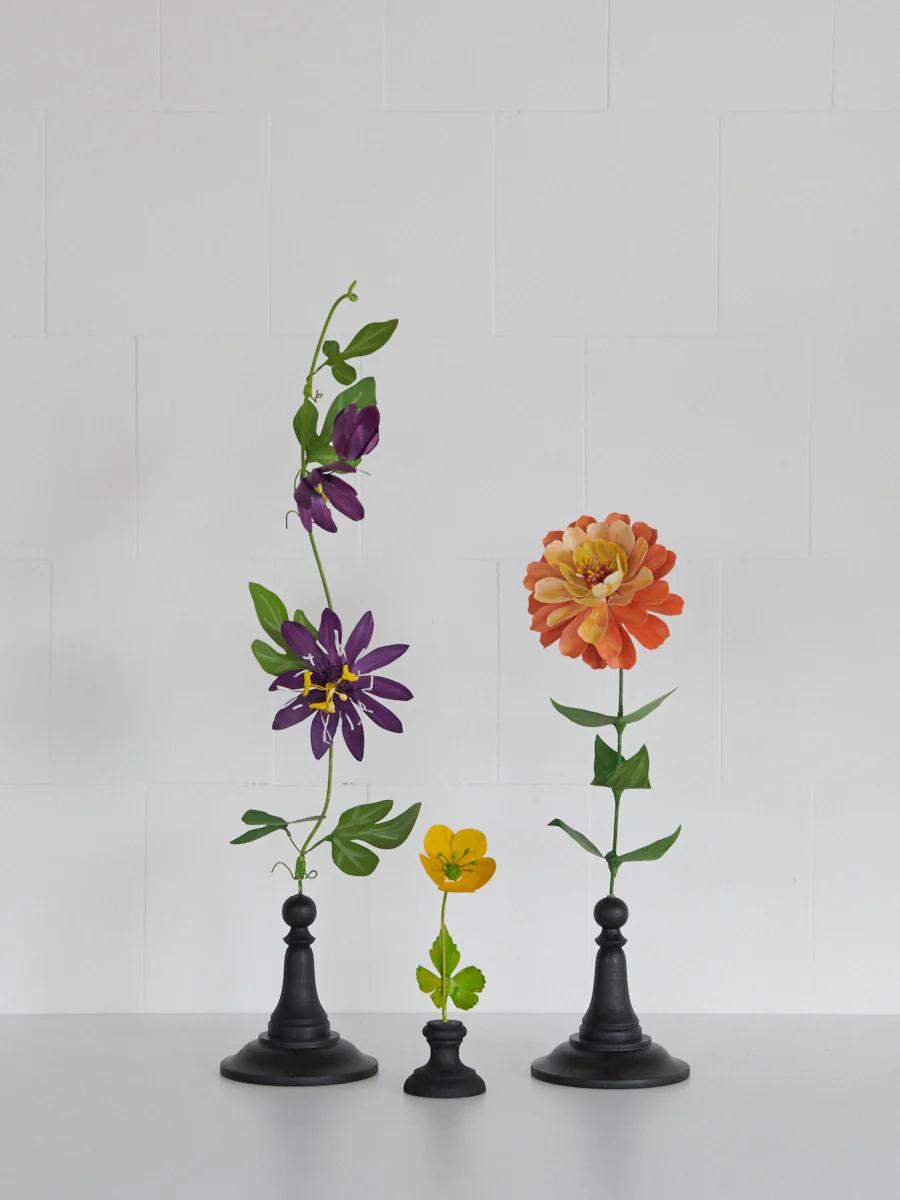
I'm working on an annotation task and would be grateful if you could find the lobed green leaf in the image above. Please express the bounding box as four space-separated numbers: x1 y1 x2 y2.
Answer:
416 965 441 994
330 839 379 876
292 609 319 638
250 639 304 677
429 928 460 976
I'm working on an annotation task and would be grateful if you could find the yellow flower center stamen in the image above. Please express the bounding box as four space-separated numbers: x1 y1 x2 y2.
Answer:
314 483 329 505
304 664 359 715
572 539 627 594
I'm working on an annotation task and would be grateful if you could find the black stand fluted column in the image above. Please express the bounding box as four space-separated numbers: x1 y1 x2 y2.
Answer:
531 896 689 1089
220 893 377 1086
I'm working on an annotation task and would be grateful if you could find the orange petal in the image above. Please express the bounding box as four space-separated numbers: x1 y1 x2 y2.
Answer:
577 602 609 645
542 529 564 547
604 511 630 526
581 643 608 670
630 614 669 650
635 580 670 608
540 626 564 647
608 519 635 555
607 600 648 626
647 592 684 616
596 613 623 661
559 613 585 657
607 624 637 669
535 576 571 604
655 549 677 579
632 521 657 546
546 602 583 629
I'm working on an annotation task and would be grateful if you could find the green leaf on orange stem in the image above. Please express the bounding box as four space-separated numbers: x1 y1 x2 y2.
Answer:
548 818 605 858
606 744 651 793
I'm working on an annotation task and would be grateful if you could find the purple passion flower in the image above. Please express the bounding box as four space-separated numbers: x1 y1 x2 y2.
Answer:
270 608 412 761
294 463 363 534
333 403 380 462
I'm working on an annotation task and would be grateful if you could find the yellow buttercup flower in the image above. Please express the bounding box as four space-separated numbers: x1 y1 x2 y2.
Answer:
420 825 496 893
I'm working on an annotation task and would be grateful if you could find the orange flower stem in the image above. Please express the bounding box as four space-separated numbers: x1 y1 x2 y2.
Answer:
609 669 625 896
440 891 449 1022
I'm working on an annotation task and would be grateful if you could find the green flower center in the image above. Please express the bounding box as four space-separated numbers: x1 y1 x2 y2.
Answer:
442 862 462 882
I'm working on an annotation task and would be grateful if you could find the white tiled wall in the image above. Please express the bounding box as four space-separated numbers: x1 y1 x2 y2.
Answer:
1 1 897 1016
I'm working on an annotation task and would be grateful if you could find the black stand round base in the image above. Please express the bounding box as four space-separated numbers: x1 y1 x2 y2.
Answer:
220 893 377 1088
220 1031 377 1087
531 896 689 1091
403 1019 486 1099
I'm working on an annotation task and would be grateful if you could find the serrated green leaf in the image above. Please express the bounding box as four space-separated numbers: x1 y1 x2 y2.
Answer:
248 582 289 649
550 698 618 728
330 838 379 876
292 398 319 451
330 358 357 386
452 965 485 993
611 825 681 866
241 809 287 827
429 989 443 1010
548 818 605 858
607 744 651 794
250 639 304 676
592 734 622 786
622 688 677 725
292 609 319 638
449 982 481 1011
356 802 420 849
343 319 398 359
416 966 440 994
429 928 460 976
230 825 284 845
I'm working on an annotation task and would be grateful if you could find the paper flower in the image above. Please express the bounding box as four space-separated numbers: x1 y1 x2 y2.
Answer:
269 608 411 761
524 513 683 670
419 825 496 893
333 402 380 462
294 463 363 534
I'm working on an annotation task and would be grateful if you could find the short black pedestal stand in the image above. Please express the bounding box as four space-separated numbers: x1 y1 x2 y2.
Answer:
220 893 377 1086
531 896 689 1089
403 1019 486 1098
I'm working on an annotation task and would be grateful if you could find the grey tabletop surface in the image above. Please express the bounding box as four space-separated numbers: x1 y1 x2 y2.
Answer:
1 1013 897 1199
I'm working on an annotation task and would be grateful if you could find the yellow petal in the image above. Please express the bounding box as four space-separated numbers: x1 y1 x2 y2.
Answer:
450 828 487 865
608 520 635 555
558 563 591 598
423 824 453 861
577 602 609 645
420 854 446 888
534 576 570 604
458 857 496 892
618 566 653 600
562 526 587 550
543 540 574 568
546 602 583 628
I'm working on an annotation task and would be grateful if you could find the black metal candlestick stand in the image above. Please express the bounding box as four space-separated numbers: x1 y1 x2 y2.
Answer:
531 896 689 1089
220 893 377 1086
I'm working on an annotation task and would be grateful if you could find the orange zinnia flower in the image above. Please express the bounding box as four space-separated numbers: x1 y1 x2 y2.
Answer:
523 513 684 670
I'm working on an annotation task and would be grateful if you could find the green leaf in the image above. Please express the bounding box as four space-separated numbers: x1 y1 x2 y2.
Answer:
416 965 441 994
343 319 398 358
292 398 318 449
622 688 677 725
230 825 284 845
330 838 379 876
356 802 420 849
550 698 618 728
250 639 303 677
322 339 340 360
330 358 357 386
429 988 443 1010
331 799 394 835
592 734 622 786
548 818 605 858
292 609 319 638
248 582 289 650
429 928 460 976
607 744 651 793
610 825 681 866
241 809 287 826
452 965 485 993
450 985 480 1011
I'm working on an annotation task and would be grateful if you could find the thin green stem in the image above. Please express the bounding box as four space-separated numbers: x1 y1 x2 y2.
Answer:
297 745 334 891
308 529 334 609
440 891 449 1022
300 281 357 475
610 668 625 896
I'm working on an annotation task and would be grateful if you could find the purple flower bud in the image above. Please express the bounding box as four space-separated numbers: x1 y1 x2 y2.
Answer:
333 403 380 462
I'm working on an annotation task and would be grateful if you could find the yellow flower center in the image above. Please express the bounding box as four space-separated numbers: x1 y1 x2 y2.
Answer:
573 539 627 590
304 664 359 714
314 483 329 506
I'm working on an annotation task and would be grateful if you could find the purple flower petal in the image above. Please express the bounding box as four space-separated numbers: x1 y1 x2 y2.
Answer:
318 609 342 661
310 493 337 533
273 698 313 731
366 676 413 702
345 611 374 665
280 621 325 668
354 643 409 674
355 693 403 733
310 709 339 758
269 668 307 692
340 704 365 761
324 475 364 522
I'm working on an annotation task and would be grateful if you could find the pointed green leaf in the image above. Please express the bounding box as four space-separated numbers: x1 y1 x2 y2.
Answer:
451 965 485 993
250 639 304 676
330 358 357 386
429 928 460 976
330 838 379 876
331 799 394 834
356 802 420 849
607 744 651 793
230 825 284 845
292 398 318 450
292 609 319 638
343 319 398 359
592 734 622 786
416 965 441 994
612 825 681 866
548 818 605 858
622 688 677 725
241 809 287 827
550 698 618 728
248 582 289 649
